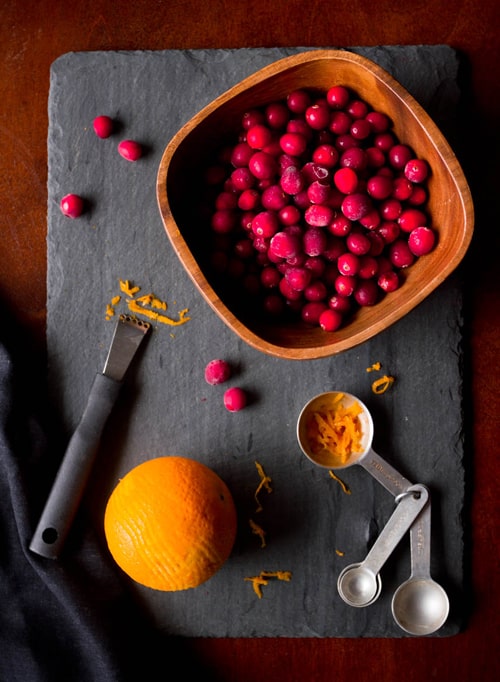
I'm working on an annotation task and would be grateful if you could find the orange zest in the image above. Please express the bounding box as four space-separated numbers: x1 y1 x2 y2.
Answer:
328 469 351 495
105 279 191 327
366 361 381 372
306 393 363 466
254 460 272 513
244 570 292 599
249 518 267 548
371 375 395 394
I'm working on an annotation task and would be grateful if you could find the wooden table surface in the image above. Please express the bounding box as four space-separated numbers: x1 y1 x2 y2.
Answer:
1 1 498 679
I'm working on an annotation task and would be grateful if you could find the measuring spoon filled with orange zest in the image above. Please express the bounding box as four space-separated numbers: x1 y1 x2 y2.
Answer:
297 391 413 497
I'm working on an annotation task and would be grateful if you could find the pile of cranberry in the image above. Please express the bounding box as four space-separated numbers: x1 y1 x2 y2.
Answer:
203 85 436 332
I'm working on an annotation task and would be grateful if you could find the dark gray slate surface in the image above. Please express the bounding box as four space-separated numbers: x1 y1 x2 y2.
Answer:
47 47 466 637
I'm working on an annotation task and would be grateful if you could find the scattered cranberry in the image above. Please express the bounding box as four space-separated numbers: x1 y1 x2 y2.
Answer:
93 115 114 139
118 140 142 161
60 193 84 218
204 359 232 385
223 387 247 412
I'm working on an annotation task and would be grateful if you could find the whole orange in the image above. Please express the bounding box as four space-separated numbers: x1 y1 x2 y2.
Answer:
104 456 238 591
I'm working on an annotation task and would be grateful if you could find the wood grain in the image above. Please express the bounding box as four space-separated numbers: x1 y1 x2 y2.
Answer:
0 1 498 679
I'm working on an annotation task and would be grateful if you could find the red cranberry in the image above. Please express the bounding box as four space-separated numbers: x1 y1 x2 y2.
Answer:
319 308 343 331
408 226 436 255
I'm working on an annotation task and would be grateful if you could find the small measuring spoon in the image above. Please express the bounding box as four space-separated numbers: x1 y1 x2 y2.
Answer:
391 501 449 635
297 391 412 497
336 484 429 607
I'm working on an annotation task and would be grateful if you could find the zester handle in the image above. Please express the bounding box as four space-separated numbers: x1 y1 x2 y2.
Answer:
29 373 121 559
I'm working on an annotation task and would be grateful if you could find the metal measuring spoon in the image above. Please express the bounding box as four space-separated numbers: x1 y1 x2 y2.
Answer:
336 484 429 607
297 391 412 497
391 501 449 635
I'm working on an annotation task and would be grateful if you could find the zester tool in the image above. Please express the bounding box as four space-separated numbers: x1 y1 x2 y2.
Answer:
30 314 150 559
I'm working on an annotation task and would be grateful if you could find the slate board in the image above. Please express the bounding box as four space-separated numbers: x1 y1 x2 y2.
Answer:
47 47 466 637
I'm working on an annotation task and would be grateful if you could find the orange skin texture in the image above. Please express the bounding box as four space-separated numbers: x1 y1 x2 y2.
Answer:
104 456 238 592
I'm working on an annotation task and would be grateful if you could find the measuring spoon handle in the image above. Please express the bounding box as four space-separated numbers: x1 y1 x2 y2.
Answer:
363 484 429 576
409 499 432 578
360 448 413 496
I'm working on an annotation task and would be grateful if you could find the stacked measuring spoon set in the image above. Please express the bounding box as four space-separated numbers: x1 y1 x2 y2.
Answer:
297 391 450 636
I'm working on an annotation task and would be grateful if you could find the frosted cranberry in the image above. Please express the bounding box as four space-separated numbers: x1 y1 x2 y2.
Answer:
359 208 381 230
366 231 385 256
279 277 302 300
326 85 350 109
301 162 330 185
304 204 334 227
365 111 390 133
270 231 301 259
335 274 357 296
328 293 352 314
327 187 344 209
341 193 372 220
340 147 367 171
303 227 327 256
366 146 386 168
204 359 231 385
405 158 429 183
266 101 290 129
279 132 308 156
261 185 287 211
319 308 343 332
304 257 325 279
260 265 281 288
389 239 416 268
358 255 379 279
350 119 371 140
374 132 396 152
367 174 393 200
224 387 247 412
231 167 255 191
329 110 352 135
307 180 331 204
408 185 427 205
249 151 277 180
408 226 436 255
312 144 339 168
388 144 413 169
348 99 369 119
302 301 328 325
238 188 260 210
234 238 254 259
118 140 142 161
376 221 400 244
392 177 414 200
334 167 358 194
293 190 311 210
338 252 360 276
323 236 346 261
242 109 265 129
335 134 359 151
305 103 330 130
278 153 298 171
287 89 312 113
211 210 236 234
286 116 310 136
215 191 238 210
346 231 371 255
231 142 254 167
60 193 84 218
285 267 311 291
278 204 301 225
328 214 352 237
398 208 427 233
247 124 273 149
251 211 279 238
263 293 285 316
380 198 402 221
378 269 400 292
93 115 113 138
280 166 304 195
304 280 328 301
354 279 379 306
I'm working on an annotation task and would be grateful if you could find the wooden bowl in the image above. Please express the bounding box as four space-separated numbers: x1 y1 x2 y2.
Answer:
157 50 473 360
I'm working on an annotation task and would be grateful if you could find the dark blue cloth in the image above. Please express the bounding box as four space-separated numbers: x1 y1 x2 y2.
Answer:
0 305 214 681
